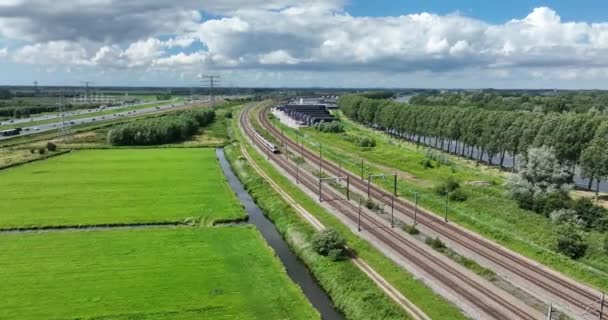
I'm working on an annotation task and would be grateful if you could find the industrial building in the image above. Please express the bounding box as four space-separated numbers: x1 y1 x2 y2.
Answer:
277 104 336 126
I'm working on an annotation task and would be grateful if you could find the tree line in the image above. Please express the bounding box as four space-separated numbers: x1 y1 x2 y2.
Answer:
409 91 608 114
338 95 608 191
107 109 215 146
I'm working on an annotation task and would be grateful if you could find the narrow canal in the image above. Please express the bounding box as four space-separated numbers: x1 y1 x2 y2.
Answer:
216 148 343 320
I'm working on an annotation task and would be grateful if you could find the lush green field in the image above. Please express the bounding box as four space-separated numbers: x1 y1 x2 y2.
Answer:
271 111 608 291
0 148 244 228
0 227 318 320
229 106 465 320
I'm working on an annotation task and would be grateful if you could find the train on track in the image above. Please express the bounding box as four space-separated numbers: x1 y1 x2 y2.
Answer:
252 129 279 153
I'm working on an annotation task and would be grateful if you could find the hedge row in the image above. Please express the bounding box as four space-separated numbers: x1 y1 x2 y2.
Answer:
107 109 215 146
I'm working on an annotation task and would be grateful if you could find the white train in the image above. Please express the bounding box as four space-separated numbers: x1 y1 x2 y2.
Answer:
253 129 279 153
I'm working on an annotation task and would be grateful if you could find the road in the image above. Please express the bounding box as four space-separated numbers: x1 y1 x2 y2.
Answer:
257 103 607 320
0 100 197 141
241 104 542 320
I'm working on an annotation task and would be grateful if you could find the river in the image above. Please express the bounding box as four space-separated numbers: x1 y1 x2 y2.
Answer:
216 148 343 320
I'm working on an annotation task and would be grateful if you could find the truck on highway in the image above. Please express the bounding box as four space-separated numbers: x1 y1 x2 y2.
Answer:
1 128 22 136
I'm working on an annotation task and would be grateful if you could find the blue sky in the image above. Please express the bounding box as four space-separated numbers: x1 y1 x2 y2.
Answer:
347 0 608 23
0 0 608 88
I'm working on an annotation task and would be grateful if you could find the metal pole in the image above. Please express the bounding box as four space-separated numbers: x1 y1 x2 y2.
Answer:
600 292 605 320
414 192 418 226
367 175 372 200
360 159 364 179
346 176 350 200
319 144 322 175
394 173 397 196
296 162 299 184
444 190 449 222
358 198 362 232
319 179 322 202
391 195 395 228
546 303 552 320
339 159 342 177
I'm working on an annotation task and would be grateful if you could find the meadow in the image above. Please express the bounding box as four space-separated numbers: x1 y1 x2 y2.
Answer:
0 148 244 228
0 227 318 320
270 110 608 291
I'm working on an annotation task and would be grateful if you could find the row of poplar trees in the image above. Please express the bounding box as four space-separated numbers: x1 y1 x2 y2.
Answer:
338 95 608 190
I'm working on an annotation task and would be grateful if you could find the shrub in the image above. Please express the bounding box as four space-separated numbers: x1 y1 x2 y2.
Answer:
556 225 588 259
449 189 468 202
603 234 608 255
571 198 608 231
29 148 36 154
46 142 57 152
421 159 434 169
403 224 420 235
434 176 460 196
425 237 446 250
314 121 344 133
38 148 46 155
311 229 347 261
356 137 376 148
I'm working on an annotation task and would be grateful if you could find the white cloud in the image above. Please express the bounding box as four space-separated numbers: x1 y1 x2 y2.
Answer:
1 2 608 87
0 47 7 58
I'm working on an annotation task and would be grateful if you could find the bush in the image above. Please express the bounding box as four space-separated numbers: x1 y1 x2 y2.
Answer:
38 148 46 155
556 225 588 259
425 237 446 250
434 176 460 196
403 224 420 235
356 137 376 148
449 188 468 202
314 121 344 133
571 198 608 231
46 142 57 152
421 159 434 169
603 234 608 255
29 148 36 154
311 229 347 260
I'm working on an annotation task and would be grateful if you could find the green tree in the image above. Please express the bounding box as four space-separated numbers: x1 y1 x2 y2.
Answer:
580 121 608 198
556 225 588 259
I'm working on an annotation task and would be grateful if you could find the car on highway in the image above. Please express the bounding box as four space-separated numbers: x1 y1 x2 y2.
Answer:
33 127 39 131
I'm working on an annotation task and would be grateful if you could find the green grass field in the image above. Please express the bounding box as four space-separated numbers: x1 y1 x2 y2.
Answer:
0 148 244 228
270 111 608 291
0 227 318 320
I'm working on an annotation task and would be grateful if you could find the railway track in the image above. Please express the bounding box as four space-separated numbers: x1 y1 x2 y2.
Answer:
240 104 542 320
256 104 606 320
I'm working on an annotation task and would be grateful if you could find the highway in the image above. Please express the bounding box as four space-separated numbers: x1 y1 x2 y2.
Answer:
0 100 199 141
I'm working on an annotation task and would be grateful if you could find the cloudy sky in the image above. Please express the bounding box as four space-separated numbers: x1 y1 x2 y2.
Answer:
1 0 608 88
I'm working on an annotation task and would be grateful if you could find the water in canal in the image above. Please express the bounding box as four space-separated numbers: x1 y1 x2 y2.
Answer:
216 148 343 320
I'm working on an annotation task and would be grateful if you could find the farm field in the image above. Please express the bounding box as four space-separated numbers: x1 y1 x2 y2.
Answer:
0 227 318 320
270 112 608 290
0 148 244 228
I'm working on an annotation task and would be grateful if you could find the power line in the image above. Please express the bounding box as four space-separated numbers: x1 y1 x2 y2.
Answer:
201 75 220 105
58 90 71 141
